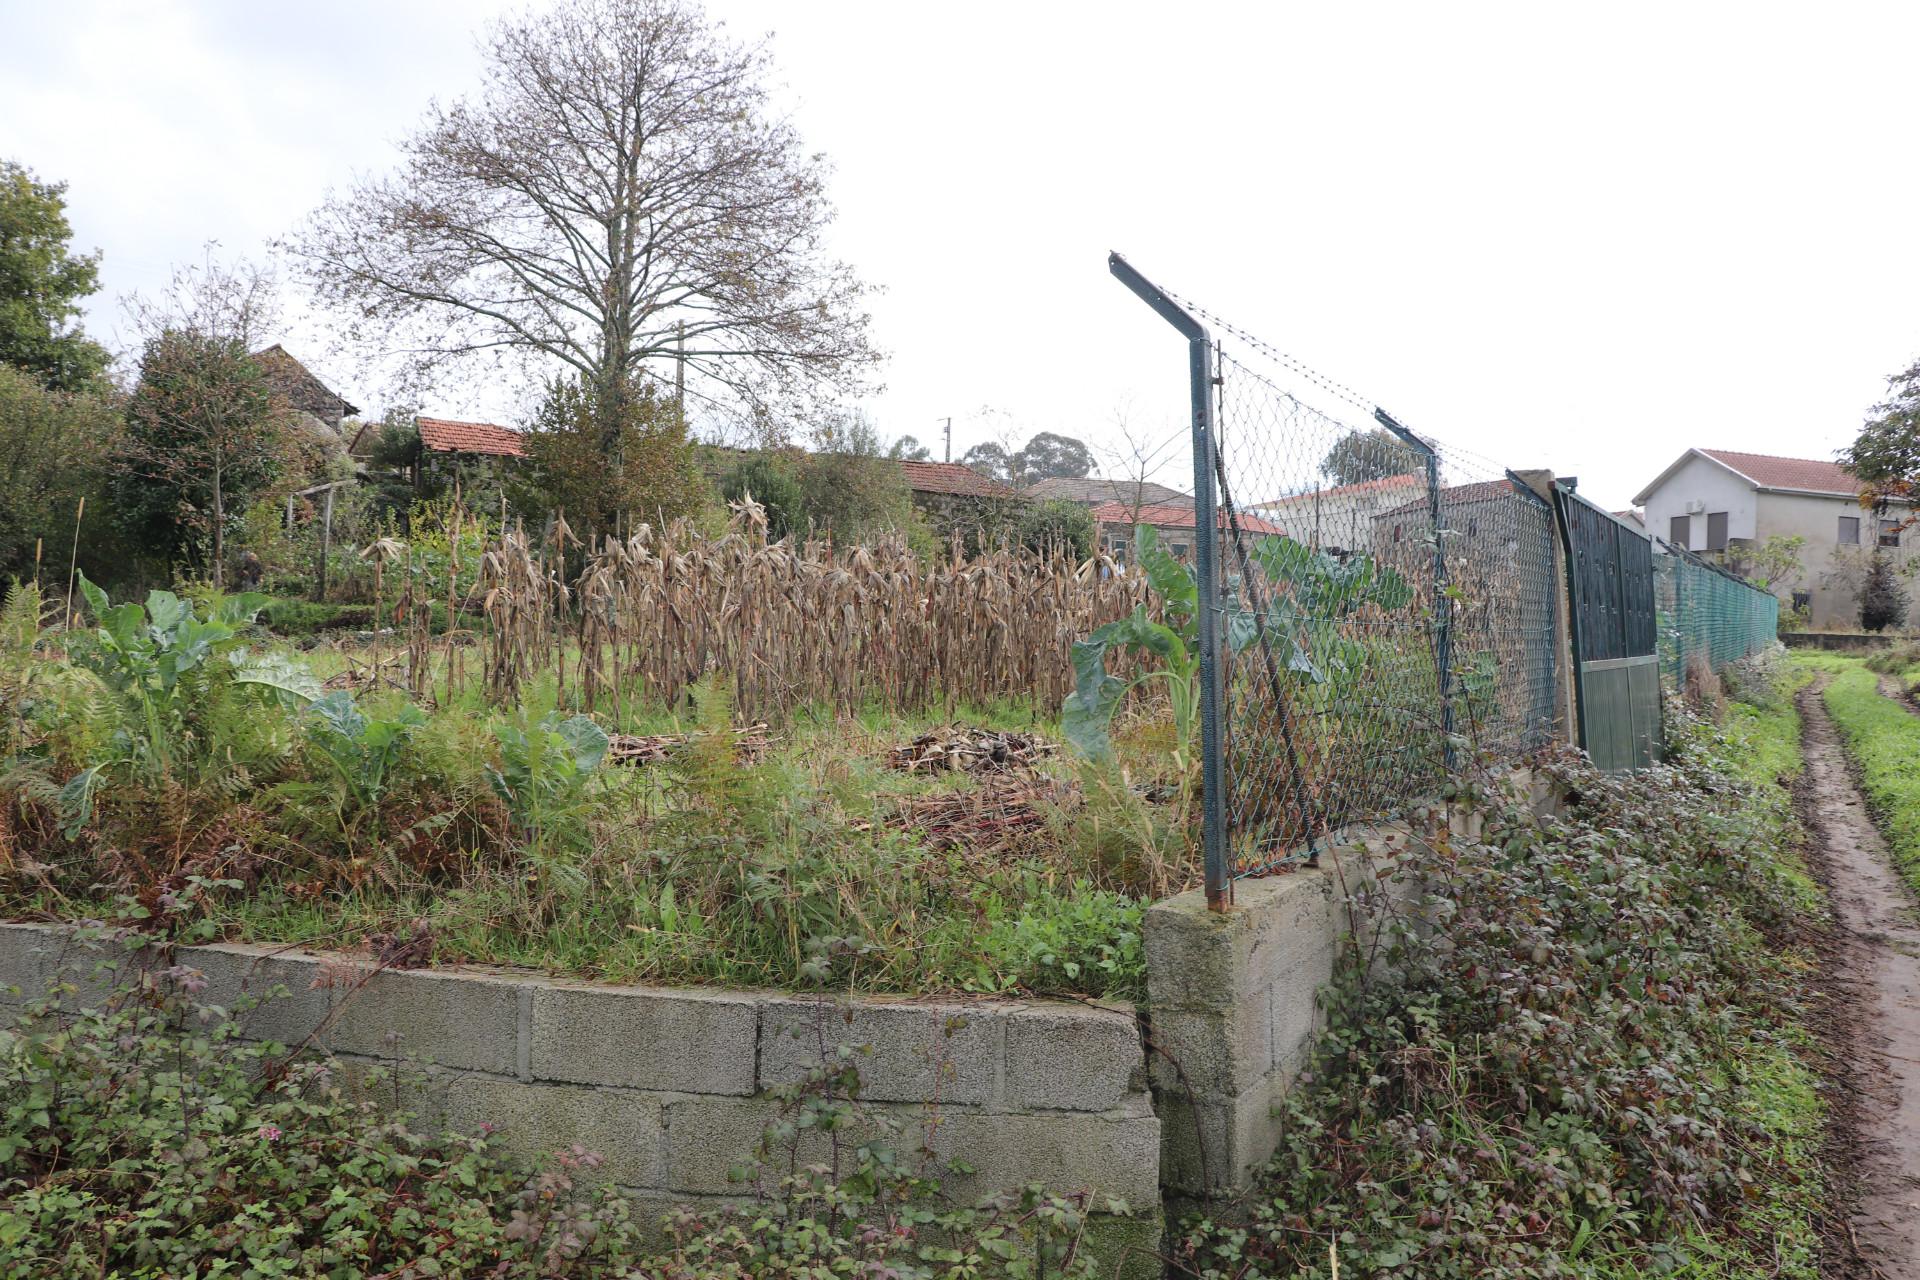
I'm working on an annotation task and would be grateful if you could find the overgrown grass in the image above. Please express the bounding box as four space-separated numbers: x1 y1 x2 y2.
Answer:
0 581 1184 1000
1820 657 1920 887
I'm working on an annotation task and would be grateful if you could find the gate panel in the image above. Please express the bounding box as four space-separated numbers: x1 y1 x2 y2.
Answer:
1556 487 1660 771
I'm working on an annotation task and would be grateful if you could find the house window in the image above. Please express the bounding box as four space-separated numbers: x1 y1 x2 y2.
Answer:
1881 519 1902 549
1838 516 1860 545
1706 512 1729 551
1791 590 1811 612
1170 542 1191 560
1669 515 1690 547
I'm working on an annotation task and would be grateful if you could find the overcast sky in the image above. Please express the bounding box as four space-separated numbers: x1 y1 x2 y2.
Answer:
6 1 1918 511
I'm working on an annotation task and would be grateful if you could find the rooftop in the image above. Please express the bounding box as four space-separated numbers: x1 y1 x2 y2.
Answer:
1257 472 1423 507
417 416 527 459
1090 500 1286 536
897 459 1018 499
251 344 359 422
1633 448 1880 505
1026 475 1192 507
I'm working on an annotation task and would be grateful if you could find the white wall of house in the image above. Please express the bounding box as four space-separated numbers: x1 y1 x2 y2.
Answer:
1255 483 1419 553
1640 454 1914 630
1638 455 1758 552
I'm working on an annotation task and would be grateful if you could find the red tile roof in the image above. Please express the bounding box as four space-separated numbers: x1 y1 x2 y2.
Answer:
1697 449 1858 496
1258 472 1423 506
1091 501 1286 536
897 459 1017 499
417 416 527 459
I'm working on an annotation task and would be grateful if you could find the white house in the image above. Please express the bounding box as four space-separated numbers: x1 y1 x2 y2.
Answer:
1632 448 1913 630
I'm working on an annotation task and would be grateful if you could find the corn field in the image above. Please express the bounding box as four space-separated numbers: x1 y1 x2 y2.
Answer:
474 501 1151 723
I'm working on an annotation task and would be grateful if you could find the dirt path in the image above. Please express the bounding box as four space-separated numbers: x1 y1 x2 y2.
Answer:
1797 679 1920 1278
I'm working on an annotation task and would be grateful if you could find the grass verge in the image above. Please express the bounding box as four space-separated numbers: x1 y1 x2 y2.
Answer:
1818 656 1920 888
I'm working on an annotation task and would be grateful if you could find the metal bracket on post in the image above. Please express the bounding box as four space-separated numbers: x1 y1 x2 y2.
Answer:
1108 252 1231 912
1375 409 1453 770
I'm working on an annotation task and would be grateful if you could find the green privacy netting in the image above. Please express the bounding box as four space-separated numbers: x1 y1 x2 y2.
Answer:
1653 544 1780 687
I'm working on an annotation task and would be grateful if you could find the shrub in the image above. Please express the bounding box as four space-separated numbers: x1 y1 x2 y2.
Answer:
1015 498 1097 561
1860 549 1909 631
719 450 806 538
1176 708 1822 1278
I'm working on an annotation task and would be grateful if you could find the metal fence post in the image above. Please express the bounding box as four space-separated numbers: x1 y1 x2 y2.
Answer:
1376 410 1453 770
1108 252 1231 911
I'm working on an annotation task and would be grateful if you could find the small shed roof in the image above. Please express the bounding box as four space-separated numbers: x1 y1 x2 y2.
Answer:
897 459 1018 499
418 416 527 459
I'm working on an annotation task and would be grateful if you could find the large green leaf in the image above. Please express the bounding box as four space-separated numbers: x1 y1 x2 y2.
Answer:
232 652 325 706
57 765 104 840
552 714 610 774
1060 680 1127 762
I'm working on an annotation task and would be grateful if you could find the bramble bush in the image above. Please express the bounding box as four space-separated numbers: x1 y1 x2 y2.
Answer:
0 937 1120 1278
1174 700 1823 1279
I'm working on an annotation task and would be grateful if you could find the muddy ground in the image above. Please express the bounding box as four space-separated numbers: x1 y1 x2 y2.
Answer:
1795 679 1920 1278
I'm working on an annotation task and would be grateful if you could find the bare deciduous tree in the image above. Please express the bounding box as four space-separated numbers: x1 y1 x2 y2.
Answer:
286 0 875 441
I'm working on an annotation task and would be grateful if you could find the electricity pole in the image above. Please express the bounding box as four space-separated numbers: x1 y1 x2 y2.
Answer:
942 417 952 463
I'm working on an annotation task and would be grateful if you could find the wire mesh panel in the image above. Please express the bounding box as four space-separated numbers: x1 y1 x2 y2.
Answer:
1108 255 1561 897
1653 542 1781 686
1207 347 1561 877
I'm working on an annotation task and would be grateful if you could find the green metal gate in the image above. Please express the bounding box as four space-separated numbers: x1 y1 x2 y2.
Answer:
1555 485 1661 771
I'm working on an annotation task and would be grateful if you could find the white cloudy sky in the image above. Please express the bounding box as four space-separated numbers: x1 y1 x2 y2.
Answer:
5 1 1918 511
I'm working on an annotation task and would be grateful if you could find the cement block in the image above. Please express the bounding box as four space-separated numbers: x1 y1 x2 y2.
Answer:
1143 895 1239 1012
191 943 333 1048
429 1071 666 1188
1157 1078 1286 1197
1146 1001 1270 1098
662 1095 818 1193
530 982 757 1095
325 966 523 1076
1003 1002 1143 1112
760 995 998 1104
928 1108 1161 1209
0 923 56 1002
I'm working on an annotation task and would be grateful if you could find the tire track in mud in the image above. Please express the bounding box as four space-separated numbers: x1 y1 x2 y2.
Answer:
1797 678 1920 1278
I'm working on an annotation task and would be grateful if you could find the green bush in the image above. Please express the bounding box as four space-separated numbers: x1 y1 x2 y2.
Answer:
0 946 1117 1278
1015 499 1097 561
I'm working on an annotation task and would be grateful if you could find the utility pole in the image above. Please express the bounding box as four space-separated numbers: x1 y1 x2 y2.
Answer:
942 417 952 463
674 321 686 414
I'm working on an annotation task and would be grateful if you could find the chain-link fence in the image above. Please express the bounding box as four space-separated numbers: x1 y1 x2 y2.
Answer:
1109 257 1562 897
1109 254 1778 905
1653 540 1781 686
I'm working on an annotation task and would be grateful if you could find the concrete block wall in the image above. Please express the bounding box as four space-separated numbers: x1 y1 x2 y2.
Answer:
1146 769 1551 1205
0 923 1160 1276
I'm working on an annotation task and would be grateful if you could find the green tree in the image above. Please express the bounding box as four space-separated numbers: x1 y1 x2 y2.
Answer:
799 413 916 542
1742 533 1807 593
961 441 1011 483
0 161 110 392
887 434 932 462
1318 427 1422 487
118 332 289 586
1011 431 1094 484
0 363 121 577
1861 551 1910 632
511 377 707 543
1843 354 1920 505
1015 498 1096 560
719 451 805 539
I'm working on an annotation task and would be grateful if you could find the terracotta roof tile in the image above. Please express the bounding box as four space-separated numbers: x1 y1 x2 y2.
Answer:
1697 449 1859 496
897 459 1018 498
417 416 527 459
1090 501 1286 536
